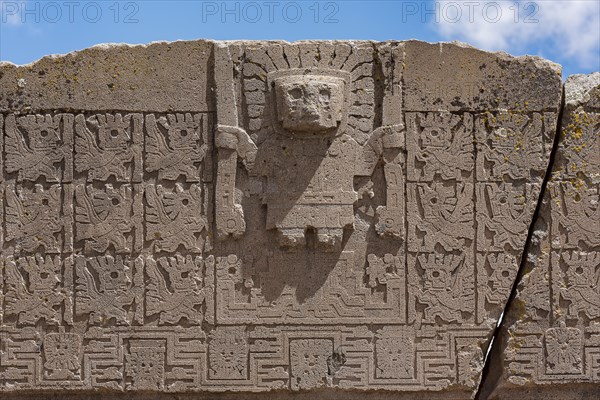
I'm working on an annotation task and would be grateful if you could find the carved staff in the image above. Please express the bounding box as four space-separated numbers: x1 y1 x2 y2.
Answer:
375 43 406 239
214 45 257 240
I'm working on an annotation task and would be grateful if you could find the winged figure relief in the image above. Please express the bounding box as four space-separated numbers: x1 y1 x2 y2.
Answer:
145 184 207 253
480 113 545 179
75 255 142 325
413 253 474 324
3 255 64 325
75 184 136 253
560 251 600 319
75 114 140 182
412 113 474 181
145 113 207 181
5 114 70 182
478 183 536 251
483 253 517 305
411 182 474 252
5 184 63 253
556 183 600 248
145 256 207 325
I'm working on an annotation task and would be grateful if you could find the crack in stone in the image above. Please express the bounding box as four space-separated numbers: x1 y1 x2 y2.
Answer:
475 84 567 400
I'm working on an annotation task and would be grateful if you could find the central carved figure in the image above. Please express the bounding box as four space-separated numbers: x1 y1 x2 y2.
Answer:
216 67 403 250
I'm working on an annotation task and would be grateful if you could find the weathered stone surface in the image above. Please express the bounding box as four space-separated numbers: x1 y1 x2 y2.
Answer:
482 73 600 400
0 41 213 113
0 40 569 398
403 40 562 112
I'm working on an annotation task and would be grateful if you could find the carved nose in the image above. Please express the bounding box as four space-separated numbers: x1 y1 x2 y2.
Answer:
301 101 320 118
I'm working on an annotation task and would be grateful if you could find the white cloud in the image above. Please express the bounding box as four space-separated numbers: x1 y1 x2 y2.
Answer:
434 1 600 69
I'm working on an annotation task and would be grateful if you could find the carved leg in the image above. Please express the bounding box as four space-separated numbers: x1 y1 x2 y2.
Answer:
317 228 343 252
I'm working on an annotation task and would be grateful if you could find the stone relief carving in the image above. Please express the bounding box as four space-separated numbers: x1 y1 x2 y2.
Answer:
407 181 475 252
5 113 73 182
214 45 404 250
486 73 600 399
5 183 73 254
0 40 581 398
74 255 144 326
75 113 143 182
208 326 248 380
145 255 210 325
145 113 210 182
3 255 72 326
75 183 143 254
43 332 83 380
407 112 474 182
145 183 207 253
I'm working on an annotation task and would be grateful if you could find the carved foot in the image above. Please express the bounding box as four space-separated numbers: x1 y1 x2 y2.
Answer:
278 228 306 249
317 228 343 252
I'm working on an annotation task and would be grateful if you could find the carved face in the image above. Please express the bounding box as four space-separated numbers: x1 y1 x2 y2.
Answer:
274 76 344 133
24 117 61 150
97 256 130 292
167 257 198 291
565 263 595 287
424 267 450 289
94 114 131 149
491 264 516 289
22 256 61 292
290 339 331 390
209 328 247 379
162 115 201 150
375 335 413 379
44 333 82 372
126 345 165 390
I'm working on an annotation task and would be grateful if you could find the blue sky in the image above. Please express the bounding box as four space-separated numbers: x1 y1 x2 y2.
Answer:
1 1 599 78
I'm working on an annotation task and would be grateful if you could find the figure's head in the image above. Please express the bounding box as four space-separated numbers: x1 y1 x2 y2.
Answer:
20 114 61 150
21 255 61 291
274 75 345 133
93 113 132 149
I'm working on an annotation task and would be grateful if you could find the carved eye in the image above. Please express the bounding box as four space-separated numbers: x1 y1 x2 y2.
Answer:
182 199 189 206
40 272 49 279
110 271 119 279
319 88 330 101
42 198 49 206
429 129 439 137
575 267 584 274
430 197 438 205
574 193 582 202
180 130 189 137
40 130 49 138
289 88 302 100
432 271 440 278
501 270 510 278
499 196 507 204
111 198 120 206
110 130 120 138
181 271 190 279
